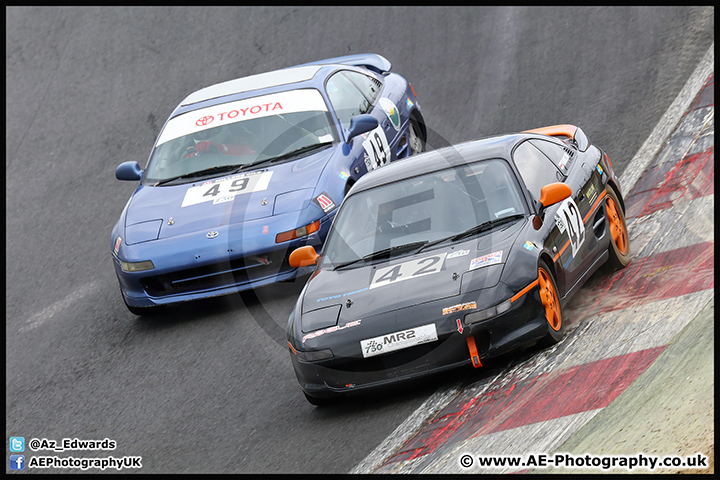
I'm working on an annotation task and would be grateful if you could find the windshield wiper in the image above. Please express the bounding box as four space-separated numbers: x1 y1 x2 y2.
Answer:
333 240 428 270
153 164 245 186
252 142 333 168
417 214 525 253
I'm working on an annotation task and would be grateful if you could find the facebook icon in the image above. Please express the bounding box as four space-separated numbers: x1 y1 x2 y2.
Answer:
10 455 25 470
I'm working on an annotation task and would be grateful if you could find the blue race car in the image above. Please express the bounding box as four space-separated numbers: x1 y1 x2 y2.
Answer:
111 54 427 315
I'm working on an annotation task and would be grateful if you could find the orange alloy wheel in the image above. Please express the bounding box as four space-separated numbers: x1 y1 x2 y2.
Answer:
606 196 628 255
538 268 561 331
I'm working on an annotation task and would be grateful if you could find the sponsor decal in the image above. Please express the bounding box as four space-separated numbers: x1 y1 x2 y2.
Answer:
469 251 503 271
523 241 535 251
302 319 361 343
456 318 464 334
360 323 438 358
405 98 414 110
370 253 447 290
262 226 269 235
339 171 350 180
313 192 336 213
156 89 329 146
584 182 598 205
442 301 477 316
596 164 604 175
447 249 470 259
181 170 273 208
316 287 369 303
379 98 401 130
113 236 122 255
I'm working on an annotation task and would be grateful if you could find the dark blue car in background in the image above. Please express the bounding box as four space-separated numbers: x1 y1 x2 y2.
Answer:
111 54 427 315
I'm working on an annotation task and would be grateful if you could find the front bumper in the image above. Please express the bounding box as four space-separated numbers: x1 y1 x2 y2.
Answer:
114 213 333 308
290 282 549 399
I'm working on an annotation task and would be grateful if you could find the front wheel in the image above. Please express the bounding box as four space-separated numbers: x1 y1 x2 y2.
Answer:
122 293 164 316
537 259 565 347
408 119 424 156
605 186 631 270
303 392 337 407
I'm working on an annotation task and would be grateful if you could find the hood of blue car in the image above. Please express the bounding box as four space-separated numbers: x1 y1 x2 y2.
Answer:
302 219 525 318
124 148 335 243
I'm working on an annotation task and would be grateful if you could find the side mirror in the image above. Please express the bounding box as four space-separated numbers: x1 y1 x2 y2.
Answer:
116 161 143 181
289 245 319 268
346 114 379 142
538 182 572 208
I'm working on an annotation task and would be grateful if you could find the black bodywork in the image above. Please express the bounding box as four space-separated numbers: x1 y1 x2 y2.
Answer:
287 126 626 402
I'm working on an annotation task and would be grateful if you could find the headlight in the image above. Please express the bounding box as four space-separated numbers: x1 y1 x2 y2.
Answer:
121 260 155 272
296 348 334 362
276 220 320 243
464 299 512 325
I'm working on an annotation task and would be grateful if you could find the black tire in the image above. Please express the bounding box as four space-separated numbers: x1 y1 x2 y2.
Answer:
303 392 336 407
537 259 565 347
605 186 631 270
408 118 424 156
122 293 164 316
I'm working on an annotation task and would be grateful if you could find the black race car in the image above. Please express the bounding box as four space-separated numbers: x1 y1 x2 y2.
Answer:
286 125 630 405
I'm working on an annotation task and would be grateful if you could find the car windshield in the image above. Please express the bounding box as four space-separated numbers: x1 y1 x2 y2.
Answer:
320 159 528 269
143 88 336 185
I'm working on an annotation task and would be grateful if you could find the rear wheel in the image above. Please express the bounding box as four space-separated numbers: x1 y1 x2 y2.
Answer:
537 260 564 346
605 186 631 270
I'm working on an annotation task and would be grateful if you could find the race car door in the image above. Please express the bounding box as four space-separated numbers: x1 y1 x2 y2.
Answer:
512 139 595 292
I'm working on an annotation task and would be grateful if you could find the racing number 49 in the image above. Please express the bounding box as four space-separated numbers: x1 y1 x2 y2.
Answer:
203 178 249 198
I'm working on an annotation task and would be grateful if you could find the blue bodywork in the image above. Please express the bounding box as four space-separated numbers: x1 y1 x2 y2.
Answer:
111 54 426 313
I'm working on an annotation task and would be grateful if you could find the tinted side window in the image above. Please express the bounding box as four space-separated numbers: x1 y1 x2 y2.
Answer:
530 139 574 174
513 141 564 200
343 71 382 103
326 72 372 129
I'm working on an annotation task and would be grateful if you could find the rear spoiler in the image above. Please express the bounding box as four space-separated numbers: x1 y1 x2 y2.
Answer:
297 53 392 74
523 124 590 151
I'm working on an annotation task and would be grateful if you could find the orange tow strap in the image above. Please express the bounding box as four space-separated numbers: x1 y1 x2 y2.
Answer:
466 336 482 368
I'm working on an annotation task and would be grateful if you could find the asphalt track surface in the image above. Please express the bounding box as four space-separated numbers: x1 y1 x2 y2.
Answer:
5 6 715 474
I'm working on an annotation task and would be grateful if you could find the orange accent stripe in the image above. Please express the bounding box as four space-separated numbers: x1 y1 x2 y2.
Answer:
583 191 608 224
287 341 298 356
523 124 578 139
511 279 539 303
553 240 571 262
466 336 482 368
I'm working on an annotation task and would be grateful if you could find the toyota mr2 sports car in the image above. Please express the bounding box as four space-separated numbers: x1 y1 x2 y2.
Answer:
111 53 427 315
286 124 630 405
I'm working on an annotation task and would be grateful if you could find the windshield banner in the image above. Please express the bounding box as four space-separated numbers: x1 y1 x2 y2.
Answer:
157 89 328 146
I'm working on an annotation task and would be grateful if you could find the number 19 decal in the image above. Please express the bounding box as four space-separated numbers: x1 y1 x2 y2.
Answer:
555 197 585 258
370 253 447 290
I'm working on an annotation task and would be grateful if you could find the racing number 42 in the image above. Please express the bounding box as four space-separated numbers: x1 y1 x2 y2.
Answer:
370 253 447 289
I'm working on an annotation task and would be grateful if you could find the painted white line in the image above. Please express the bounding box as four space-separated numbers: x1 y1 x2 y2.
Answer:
619 43 714 195
19 282 101 332
417 410 602 474
628 194 714 260
349 382 463 474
